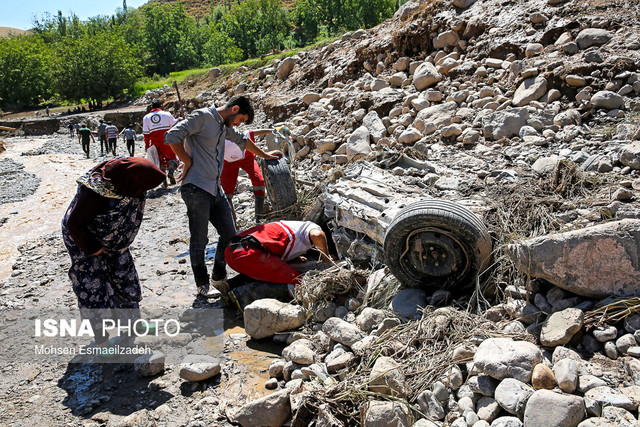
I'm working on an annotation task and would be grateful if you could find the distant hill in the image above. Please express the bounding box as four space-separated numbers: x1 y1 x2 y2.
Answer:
147 0 295 19
0 27 28 38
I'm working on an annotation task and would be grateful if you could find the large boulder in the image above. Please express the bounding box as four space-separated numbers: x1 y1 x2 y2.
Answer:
363 111 387 143
591 90 625 110
482 108 529 140
540 308 584 347
576 28 613 50
494 378 534 417
243 299 306 339
369 356 406 396
346 126 372 161
524 390 585 426
620 143 640 170
413 62 442 91
364 401 410 427
507 219 640 298
512 77 548 106
415 101 458 128
473 338 543 382
231 390 291 427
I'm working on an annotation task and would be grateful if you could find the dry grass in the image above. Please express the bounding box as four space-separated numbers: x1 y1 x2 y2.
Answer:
296 261 368 315
481 161 614 297
584 297 640 329
291 307 534 425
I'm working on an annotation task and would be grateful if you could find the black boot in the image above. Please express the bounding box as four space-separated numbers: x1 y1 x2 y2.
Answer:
254 195 265 224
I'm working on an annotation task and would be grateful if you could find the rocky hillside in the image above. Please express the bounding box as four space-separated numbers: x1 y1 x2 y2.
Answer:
3 0 640 425
142 0 640 425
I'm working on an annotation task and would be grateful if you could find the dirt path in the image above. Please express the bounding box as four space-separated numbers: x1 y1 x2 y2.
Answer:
0 134 281 425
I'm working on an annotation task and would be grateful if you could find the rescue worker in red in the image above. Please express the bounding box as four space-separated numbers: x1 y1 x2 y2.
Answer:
220 128 272 224
223 220 332 309
143 99 178 186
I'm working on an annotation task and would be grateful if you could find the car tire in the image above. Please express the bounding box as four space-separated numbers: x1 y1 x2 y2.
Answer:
259 157 297 212
383 200 492 292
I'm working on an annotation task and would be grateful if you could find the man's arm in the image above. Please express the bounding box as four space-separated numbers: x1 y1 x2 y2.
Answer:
309 229 332 264
246 138 282 160
169 142 191 181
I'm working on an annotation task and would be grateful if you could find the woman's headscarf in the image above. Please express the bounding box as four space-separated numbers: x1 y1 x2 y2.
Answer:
92 157 166 198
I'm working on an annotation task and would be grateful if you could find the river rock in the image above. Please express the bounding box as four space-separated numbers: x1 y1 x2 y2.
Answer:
398 126 423 144
231 389 291 427
468 375 499 396
413 62 442 90
576 29 613 50
178 354 221 382
593 325 618 342
494 378 534 417
507 219 640 298
134 352 165 377
591 91 625 110
355 307 386 332
554 358 578 393
243 299 306 339
584 386 638 411
491 417 523 427
391 288 426 318
369 356 406 396
540 308 584 347
282 338 315 365
417 390 445 420
473 338 543 382
477 396 500 422
323 317 365 346
513 77 547 106
524 389 585 426
482 108 529 140
531 364 556 390
364 400 410 427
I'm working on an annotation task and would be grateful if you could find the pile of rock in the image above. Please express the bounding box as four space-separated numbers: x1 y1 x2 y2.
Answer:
226 272 640 427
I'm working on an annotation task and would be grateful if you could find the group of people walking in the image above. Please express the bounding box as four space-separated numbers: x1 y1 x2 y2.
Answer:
71 119 137 158
62 95 333 348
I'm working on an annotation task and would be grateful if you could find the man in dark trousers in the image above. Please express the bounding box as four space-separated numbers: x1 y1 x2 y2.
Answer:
77 123 96 158
165 95 281 298
97 120 107 155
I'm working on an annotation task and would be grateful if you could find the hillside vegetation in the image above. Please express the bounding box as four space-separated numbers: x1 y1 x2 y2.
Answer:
0 0 401 109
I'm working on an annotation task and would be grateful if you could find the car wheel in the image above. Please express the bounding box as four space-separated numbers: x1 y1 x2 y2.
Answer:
259 157 297 212
383 200 492 292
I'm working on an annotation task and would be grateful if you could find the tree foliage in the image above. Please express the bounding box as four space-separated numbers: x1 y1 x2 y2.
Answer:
0 36 54 108
53 32 142 104
0 0 401 107
221 0 290 59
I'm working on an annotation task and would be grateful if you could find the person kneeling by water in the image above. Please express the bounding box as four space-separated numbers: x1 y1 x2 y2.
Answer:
222 220 332 310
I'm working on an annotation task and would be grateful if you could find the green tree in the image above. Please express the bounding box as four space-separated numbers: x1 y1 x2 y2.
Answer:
221 0 290 59
54 32 142 104
141 3 198 75
0 36 54 108
200 21 243 66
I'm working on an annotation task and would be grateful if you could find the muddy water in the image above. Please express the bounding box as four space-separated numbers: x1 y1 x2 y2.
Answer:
0 134 284 422
0 137 93 279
